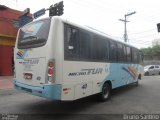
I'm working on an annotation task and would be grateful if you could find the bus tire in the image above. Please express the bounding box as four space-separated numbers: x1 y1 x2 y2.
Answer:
99 82 111 102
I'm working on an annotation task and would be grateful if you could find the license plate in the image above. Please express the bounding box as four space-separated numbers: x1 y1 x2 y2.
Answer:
24 73 32 80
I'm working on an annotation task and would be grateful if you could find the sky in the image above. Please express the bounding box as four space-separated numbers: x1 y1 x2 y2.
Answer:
1 0 160 48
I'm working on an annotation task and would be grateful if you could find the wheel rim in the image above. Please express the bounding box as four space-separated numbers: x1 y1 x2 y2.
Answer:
103 86 109 99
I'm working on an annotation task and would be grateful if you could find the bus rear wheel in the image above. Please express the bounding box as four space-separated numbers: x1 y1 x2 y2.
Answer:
134 80 139 87
99 83 111 102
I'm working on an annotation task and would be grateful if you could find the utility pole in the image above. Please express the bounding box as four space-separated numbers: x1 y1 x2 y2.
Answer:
119 11 136 42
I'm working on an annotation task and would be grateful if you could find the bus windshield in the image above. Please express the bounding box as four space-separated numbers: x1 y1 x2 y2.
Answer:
17 19 51 49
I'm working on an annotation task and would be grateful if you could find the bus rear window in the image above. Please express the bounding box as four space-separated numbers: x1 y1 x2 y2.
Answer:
18 19 51 49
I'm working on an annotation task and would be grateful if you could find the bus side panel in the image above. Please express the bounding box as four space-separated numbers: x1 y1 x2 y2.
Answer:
105 63 141 89
61 62 142 100
61 61 110 100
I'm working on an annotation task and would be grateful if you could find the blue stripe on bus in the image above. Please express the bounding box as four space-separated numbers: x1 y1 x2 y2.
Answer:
102 63 139 90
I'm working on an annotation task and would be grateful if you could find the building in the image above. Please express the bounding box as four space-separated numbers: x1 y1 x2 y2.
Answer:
152 38 160 47
0 5 22 76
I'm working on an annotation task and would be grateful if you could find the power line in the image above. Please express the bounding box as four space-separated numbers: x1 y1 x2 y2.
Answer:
130 34 158 39
130 40 152 44
67 0 124 16
131 43 152 46
130 41 151 44
129 29 156 35
66 0 159 45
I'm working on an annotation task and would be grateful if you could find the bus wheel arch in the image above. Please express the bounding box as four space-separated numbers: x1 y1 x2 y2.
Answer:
134 74 141 87
99 80 112 102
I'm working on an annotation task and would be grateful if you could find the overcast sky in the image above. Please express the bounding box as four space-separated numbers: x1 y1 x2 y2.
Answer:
1 0 160 48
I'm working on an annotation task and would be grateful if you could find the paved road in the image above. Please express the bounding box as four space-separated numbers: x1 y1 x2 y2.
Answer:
0 76 160 119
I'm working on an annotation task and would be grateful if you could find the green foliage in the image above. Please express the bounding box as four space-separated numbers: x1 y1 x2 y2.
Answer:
141 45 160 56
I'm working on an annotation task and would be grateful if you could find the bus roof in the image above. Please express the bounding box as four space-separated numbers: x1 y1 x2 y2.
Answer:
33 16 139 50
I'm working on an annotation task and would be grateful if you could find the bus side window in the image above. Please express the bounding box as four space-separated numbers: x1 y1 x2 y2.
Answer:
132 48 138 63
139 50 144 63
126 46 132 63
109 41 117 62
69 29 79 52
123 45 127 62
79 31 92 60
117 43 125 62
92 36 109 62
64 24 80 60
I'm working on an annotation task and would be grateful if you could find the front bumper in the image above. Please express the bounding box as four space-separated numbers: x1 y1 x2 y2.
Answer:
13 80 61 100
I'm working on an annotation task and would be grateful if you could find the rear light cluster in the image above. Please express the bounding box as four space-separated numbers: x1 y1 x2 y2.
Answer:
47 60 55 83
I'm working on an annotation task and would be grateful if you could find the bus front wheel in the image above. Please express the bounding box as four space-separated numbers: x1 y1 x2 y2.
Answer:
99 82 111 102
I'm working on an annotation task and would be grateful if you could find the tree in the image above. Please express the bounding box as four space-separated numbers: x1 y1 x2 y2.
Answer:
152 45 160 56
141 45 160 56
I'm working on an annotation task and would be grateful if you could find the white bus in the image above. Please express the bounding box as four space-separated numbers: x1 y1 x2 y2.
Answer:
14 16 143 101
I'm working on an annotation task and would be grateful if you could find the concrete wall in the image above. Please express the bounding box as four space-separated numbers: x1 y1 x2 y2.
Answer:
143 55 160 66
